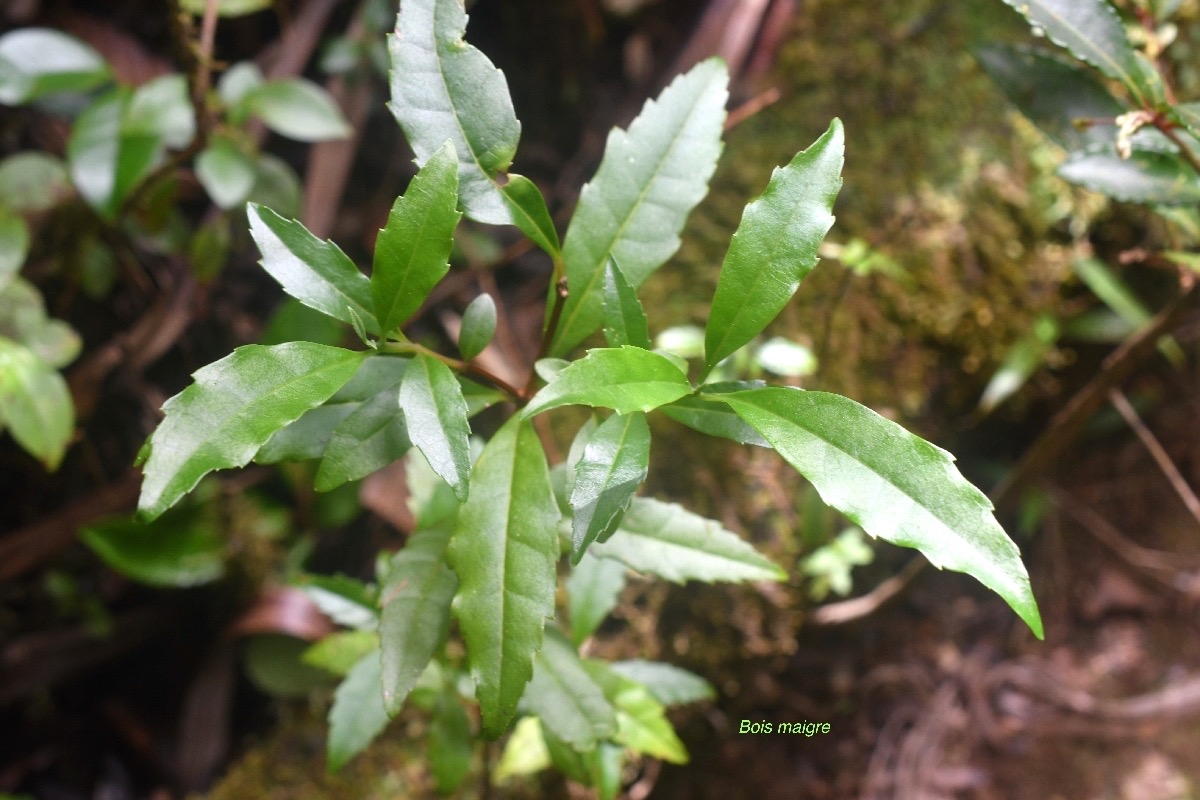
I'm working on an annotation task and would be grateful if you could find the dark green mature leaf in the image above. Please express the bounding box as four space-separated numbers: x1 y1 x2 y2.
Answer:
372 141 461 333
81 502 224 587
447 416 560 738
591 497 786 584
138 343 366 520
661 394 769 447
0 336 73 470
522 628 617 751
551 59 728 355
399 353 472 502
567 553 628 646
1174 101 1200 139
429 689 473 794
582 660 688 764
315 383 411 491
975 44 1122 149
501 175 560 257
247 204 379 333
522 346 691 418
196 136 256 209
1058 145 1200 204
379 527 457 715
704 120 843 374
999 0 1145 102
602 259 650 349
609 660 715 706
243 78 351 142
389 0 521 224
0 28 111 105
458 293 497 360
570 411 650 561
328 650 391 772
717 387 1043 638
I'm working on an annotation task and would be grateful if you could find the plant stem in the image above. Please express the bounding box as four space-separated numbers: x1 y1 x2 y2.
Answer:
381 341 526 401
1157 119 1200 177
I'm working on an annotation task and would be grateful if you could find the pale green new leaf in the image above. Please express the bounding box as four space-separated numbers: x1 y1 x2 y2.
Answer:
447 416 560 738
196 136 256 209
582 660 688 764
609 660 715 706
371 141 461 333
501 174 560 257
389 0 520 224
602 258 650 350
570 411 650 561
0 28 111 105
590 497 786 584
138 343 366 520
379 527 457 715
124 74 195 149
718 387 1043 638
247 203 379 333
523 346 691 418
495 717 551 782
303 630 380 677
458 293 497 360
244 78 351 142
0 336 73 470
327 650 391 772
0 210 29 292
399 353 472 502
704 119 843 374
551 59 728 355
999 0 1145 102
567 553 628 646
0 152 71 213
1058 145 1200 204
315 381 411 491
522 628 617 751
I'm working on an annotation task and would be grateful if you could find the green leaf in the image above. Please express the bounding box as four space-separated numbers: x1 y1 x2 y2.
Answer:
1173 101 1200 140
1058 145 1200 205
0 210 29 292
196 136 256 209
371 141 461 333
566 553 628 646
0 152 71 213
379 527 457 715
315 382 411 491
429 689 473 794
458 293 497 360
582 660 688 764
717 387 1043 638
389 0 521 225
328 650 391 772
67 89 162 218
303 630 381 676
447 416 560 738
399 353 472 502
609 659 715 706
299 575 378 630
138 343 366 520
0 336 73 470
247 153 303 218
522 628 617 751
244 78 351 142
124 74 195 149
602 258 650 350
590 497 786 584
522 346 691 418
179 0 272 16
979 315 1060 413
551 59 728 355
0 28 111 105
975 44 1122 150
260 297 346 347
999 0 1145 102
501 175 560 257
1072 256 1183 364
704 119 843 374
570 411 650 561
247 203 379 334
218 62 265 109
660 394 769 446
495 716 551 782
81 503 224 587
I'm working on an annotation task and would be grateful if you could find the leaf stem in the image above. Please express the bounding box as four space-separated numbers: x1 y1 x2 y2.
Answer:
381 341 526 401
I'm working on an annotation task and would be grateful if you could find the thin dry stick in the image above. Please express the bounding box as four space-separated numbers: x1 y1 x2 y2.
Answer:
808 556 925 626
1108 387 1200 528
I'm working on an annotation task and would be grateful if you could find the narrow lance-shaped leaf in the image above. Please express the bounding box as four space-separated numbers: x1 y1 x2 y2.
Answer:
389 0 520 224
247 203 379 334
372 140 462 334
447 416 560 738
590 497 787 584
523 346 691 418
717 387 1043 638
582 660 688 764
315 380 412 491
379 527 457 715
609 660 715 707
567 553 628 646
501 174 560 258
327 650 391 772
602 258 650 350
429 689 473 794
551 59 728 356
81 502 225 588
570 411 650 562
138 343 366 520
999 0 1146 104
1058 145 1200 205
399 353 472 502
704 119 843 375
521 627 617 751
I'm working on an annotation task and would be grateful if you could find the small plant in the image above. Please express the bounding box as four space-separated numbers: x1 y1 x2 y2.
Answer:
127 0 1041 790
